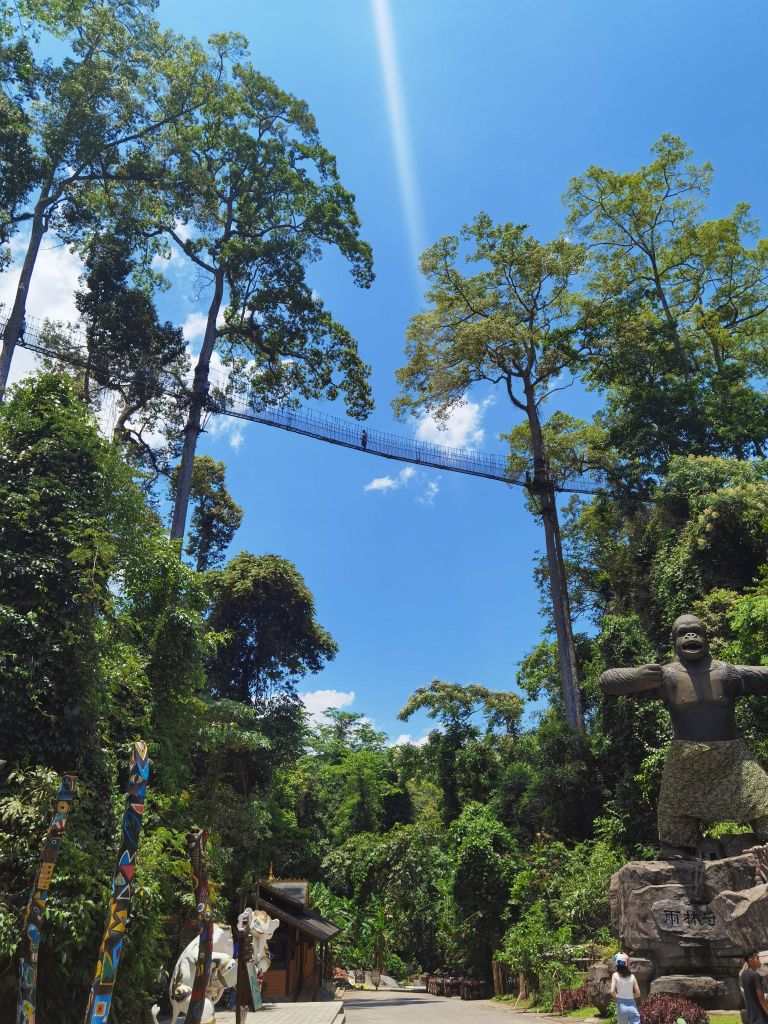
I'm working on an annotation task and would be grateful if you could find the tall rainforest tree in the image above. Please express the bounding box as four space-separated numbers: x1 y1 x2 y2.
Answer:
197 550 337 901
0 0 205 395
395 216 588 731
172 455 243 571
0 3 89 263
75 234 187 470
399 681 522 823
567 134 768 473
144 39 374 542
207 551 338 703
0 373 214 1021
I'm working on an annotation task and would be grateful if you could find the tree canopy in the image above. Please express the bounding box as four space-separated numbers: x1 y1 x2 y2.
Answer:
395 215 589 731
568 134 768 474
0 1 205 395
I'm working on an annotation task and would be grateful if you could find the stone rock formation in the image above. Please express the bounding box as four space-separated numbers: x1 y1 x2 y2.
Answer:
588 958 654 1014
587 841 768 1010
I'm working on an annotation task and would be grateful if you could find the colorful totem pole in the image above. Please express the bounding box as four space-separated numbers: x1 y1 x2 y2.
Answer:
16 772 78 1024
186 829 214 1024
83 740 150 1024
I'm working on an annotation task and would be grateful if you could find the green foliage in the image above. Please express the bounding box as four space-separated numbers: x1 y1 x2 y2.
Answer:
70 233 188 477
497 835 620 1008
172 456 243 571
568 135 768 472
504 413 612 495
398 681 522 824
399 679 523 735
10 135 768 1020
0 376 212 1021
394 215 585 430
0 374 139 770
207 551 337 703
0 0 203 393
146 36 376 523
448 803 515 975
496 900 576 1005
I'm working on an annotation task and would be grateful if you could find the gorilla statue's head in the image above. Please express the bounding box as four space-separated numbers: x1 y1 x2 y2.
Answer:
671 614 709 663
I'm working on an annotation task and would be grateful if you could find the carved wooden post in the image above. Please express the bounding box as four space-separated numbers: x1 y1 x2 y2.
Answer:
16 772 78 1024
186 829 213 1024
83 741 150 1024
235 913 253 1024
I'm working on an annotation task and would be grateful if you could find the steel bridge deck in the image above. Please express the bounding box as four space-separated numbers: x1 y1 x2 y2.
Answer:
3 312 602 495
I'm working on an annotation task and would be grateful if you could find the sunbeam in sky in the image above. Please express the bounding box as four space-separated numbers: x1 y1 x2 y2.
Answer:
371 0 425 283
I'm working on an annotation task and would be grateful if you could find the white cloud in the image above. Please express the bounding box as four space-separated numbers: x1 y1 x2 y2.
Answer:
208 414 245 450
0 238 82 327
174 221 192 244
390 732 430 747
417 478 440 505
182 312 208 343
183 308 227 346
365 476 397 492
0 237 83 387
301 688 356 727
364 465 415 493
414 396 495 450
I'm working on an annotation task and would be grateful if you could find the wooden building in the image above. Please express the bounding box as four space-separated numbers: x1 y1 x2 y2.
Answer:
248 881 339 1002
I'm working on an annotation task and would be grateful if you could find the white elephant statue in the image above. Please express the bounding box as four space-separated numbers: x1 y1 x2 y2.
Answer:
152 910 279 1024
237 907 280 978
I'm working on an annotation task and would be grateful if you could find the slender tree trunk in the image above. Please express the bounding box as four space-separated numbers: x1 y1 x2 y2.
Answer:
170 272 224 542
649 255 689 381
552 490 581 701
525 394 584 734
0 188 51 399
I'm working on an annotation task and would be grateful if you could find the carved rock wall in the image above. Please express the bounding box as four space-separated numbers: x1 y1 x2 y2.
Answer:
589 843 768 1011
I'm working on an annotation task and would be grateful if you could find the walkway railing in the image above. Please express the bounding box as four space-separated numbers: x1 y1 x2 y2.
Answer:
3 311 604 494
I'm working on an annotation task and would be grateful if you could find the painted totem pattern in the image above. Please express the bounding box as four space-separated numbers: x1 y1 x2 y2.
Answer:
185 829 213 1024
16 773 78 1024
83 741 150 1024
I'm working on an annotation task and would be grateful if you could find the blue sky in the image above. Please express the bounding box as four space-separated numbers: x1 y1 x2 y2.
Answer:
6 0 768 742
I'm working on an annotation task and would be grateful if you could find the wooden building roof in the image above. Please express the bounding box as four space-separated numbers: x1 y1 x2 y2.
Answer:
251 881 340 943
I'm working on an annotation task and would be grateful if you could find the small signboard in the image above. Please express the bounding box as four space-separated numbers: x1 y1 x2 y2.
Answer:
247 963 262 1009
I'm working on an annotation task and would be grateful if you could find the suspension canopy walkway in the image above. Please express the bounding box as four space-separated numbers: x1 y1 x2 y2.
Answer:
5 312 603 495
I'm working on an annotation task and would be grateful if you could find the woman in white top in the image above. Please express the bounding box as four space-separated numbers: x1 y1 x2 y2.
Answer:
611 953 640 1024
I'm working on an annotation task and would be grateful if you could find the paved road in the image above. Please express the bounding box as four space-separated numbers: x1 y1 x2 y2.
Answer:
342 989 547 1024
215 1006 342 1024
